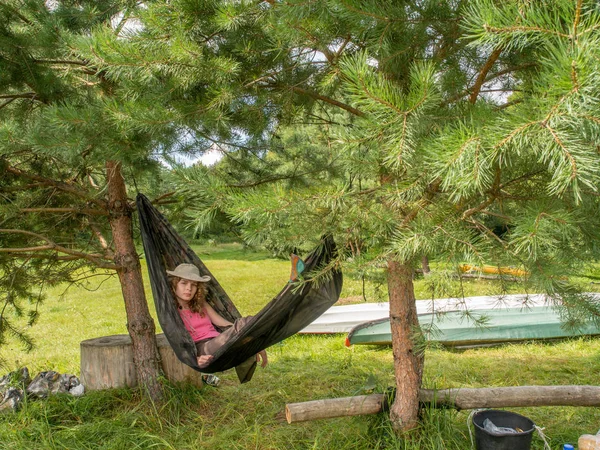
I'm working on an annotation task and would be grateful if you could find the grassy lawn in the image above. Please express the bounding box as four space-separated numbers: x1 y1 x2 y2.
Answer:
1 243 600 449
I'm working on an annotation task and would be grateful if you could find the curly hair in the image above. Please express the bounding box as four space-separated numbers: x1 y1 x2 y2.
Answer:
169 276 208 316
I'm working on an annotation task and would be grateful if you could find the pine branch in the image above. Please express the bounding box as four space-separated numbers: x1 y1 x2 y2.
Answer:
0 229 117 269
0 182 50 193
342 1 399 23
69 272 117 289
226 166 330 188
0 98 17 110
461 196 496 220
0 2 32 25
5 165 107 209
499 170 546 190
444 62 536 106
541 123 577 180
292 111 343 126
245 54 320 88
354 71 404 115
190 131 270 155
400 178 442 228
199 140 266 176
573 0 583 40
10 254 80 261
114 4 137 35
20 207 108 216
285 85 365 117
461 168 501 220
490 62 537 80
32 59 88 66
289 22 335 62
495 99 522 110
89 222 112 254
335 35 352 59
469 46 504 104
152 192 176 204
433 224 483 258
477 210 511 221
483 24 569 39
0 93 40 101
495 121 538 149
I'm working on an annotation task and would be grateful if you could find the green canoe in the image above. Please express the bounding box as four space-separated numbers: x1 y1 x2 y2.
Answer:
345 306 600 347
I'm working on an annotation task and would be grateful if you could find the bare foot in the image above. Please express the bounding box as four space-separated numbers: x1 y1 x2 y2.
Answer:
197 354 214 368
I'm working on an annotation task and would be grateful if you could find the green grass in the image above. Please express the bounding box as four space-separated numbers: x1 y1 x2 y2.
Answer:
1 243 599 449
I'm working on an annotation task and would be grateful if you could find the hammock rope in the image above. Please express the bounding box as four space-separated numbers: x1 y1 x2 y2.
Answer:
136 194 343 383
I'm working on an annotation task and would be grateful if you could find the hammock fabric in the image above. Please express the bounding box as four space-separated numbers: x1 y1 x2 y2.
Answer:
136 194 343 383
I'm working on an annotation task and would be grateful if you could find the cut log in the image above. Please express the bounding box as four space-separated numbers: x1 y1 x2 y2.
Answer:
285 385 600 423
285 394 385 423
80 334 203 390
422 385 600 410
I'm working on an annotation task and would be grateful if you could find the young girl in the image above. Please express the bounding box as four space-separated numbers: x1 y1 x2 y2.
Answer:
167 263 268 370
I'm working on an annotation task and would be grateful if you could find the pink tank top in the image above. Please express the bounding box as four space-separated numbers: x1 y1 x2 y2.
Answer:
178 308 220 342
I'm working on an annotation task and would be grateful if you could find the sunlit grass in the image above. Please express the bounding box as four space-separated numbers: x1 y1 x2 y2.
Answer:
1 242 599 449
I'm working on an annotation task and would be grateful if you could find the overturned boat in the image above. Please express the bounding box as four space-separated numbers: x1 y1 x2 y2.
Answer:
300 294 550 334
345 304 600 348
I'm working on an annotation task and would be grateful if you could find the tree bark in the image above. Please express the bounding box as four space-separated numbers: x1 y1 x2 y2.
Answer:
421 255 430 275
106 161 163 401
387 260 423 432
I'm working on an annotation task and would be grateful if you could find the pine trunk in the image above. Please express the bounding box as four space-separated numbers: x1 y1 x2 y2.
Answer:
387 260 424 432
421 255 430 275
106 161 163 401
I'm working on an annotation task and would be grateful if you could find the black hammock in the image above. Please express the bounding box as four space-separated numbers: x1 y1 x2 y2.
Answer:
136 194 343 383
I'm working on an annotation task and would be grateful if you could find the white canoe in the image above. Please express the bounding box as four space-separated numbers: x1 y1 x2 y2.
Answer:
299 293 554 334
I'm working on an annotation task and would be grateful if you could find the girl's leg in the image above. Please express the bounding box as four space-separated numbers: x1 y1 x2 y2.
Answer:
197 316 254 356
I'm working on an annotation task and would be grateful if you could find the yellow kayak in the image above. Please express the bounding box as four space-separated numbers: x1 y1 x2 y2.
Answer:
459 264 528 277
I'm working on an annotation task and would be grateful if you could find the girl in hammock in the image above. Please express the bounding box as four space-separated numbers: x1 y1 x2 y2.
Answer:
167 263 268 370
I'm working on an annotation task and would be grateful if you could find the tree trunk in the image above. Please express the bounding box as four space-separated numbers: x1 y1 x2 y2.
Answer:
387 260 423 432
421 255 430 275
106 161 163 401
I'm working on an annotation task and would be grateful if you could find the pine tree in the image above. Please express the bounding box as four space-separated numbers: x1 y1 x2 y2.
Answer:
82 0 600 431
0 0 175 400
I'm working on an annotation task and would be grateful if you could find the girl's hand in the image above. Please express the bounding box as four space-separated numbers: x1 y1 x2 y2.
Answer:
256 350 268 368
197 355 214 367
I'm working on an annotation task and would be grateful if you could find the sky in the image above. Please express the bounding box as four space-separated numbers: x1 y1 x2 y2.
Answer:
199 149 222 166
169 148 222 167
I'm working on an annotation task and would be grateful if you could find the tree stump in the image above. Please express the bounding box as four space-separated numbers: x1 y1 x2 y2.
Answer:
80 334 203 390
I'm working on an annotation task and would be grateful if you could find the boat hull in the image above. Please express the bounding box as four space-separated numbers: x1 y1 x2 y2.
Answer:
300 294 551 334
346 306 600 347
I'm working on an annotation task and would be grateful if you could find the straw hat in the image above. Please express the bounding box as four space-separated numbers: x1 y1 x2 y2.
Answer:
166 263 211 282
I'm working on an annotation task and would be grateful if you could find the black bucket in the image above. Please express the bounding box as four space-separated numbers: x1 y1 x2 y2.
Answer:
472 410 535 450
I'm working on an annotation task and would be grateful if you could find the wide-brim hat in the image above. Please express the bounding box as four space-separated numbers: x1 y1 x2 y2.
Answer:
166 263 211 282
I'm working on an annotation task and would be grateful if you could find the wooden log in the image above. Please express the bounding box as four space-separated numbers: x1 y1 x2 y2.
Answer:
285 394 385 423
285 385 600 423
422 385 600 410
80 334 203 390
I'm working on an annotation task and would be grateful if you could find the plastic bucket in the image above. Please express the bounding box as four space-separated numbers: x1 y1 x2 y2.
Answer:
472 410 535 450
